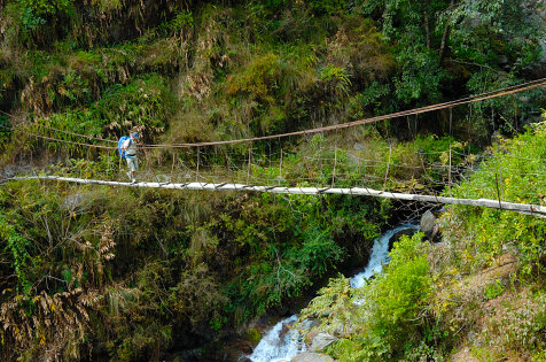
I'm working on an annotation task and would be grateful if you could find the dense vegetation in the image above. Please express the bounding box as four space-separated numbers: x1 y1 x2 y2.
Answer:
302 120 546 361
0 0 545 361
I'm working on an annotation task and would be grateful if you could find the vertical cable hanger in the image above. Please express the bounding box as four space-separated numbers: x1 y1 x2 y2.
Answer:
196 147 200 182
331 130 338 187
279 137 283 180
247 143 252 185
448 107 453 197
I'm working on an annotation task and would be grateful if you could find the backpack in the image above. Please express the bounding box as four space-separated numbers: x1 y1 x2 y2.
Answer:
118 136 131 159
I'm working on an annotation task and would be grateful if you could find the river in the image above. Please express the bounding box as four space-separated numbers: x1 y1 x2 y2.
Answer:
247 222 419 362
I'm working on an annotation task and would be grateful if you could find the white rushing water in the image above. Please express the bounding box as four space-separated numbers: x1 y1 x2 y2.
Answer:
350 223 419 288
247 222 419 362
247 315 304 362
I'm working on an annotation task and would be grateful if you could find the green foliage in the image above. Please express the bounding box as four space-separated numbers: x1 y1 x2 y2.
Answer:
1 0 545 360
0 180 382 351
393 48 448 105
111 321 172 362
404 339 446 362
327 336 391 362
447 0 540 68
366 232 431 328
18 0 73 32
484 280 505 300
20 72 172 161
359 0 451 106
59 70 93 103
298 276 357 335
246 328 262 345
312 233 434 361
469 289 546 359
226 53 283 100
358 0 543 116
221 191 385 321
350 82 391 117
319 65 352 98
466 72 544 136
0 212 33 293
247 1 320 43
309 0 347 16
169 263 228 330
92 0 123 12
532 349 546 362
292 224 346 276
223 193 349 319
92 73 170 138
441 121 546 275
157 10 194 36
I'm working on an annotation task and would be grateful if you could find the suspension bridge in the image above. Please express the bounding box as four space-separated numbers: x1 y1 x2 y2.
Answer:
2 78 546 217
4 175 546 217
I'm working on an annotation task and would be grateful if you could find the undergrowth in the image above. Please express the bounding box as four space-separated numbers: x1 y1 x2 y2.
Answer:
1 0 545 361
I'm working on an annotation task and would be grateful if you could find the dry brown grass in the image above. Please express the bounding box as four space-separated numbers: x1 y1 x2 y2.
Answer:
429 246 546 362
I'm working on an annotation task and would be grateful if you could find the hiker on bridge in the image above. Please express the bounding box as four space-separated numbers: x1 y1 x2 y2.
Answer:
120 132 140 183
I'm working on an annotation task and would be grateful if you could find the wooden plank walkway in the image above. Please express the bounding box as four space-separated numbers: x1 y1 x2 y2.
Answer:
5 175 546 218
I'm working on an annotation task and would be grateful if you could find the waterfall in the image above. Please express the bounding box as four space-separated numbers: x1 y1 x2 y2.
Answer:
247 222 419 362
247 315 304 362
350 223 419 288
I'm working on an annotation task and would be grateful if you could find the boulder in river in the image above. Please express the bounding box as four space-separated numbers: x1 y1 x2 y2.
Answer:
309 333 337 352
420 210 439 240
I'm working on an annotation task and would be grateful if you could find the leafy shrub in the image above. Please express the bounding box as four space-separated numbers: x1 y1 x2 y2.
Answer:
532 350 546 362
299 275 365 340
309 0 346 16
393 48 447 106
220 190 386 322
19 0 73 32
226 53 283 100
466 72 544 137
93 73 171 138
303 233 435 362
223 193 348 319
364 233 431 335
440 120 546 275
484 279 505 300
0 212 33 294
14 0 75 47
170 262 228 332
318 65 352 98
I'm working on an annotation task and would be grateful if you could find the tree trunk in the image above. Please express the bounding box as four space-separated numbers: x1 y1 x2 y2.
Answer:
439 0 456 63
424 11 431 49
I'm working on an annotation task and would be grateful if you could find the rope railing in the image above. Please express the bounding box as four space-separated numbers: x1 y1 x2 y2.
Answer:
140 78 546 149
0 109 117 144
1 77 545 150
1 78 545 219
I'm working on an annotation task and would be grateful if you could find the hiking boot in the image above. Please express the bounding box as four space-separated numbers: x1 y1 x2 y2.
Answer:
131 178 137 184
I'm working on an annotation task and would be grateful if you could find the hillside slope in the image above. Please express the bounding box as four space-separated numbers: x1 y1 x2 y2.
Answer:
1 1 545 361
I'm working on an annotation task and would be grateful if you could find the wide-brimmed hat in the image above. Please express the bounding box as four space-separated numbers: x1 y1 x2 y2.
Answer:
132 132 140 140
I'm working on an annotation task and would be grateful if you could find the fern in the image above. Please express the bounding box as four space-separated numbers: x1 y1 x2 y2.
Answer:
0 213 33 294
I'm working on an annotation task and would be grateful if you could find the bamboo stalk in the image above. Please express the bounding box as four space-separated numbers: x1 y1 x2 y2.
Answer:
8 176 546 218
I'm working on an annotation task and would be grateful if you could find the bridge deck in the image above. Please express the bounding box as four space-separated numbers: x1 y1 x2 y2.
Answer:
5 175 546 218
